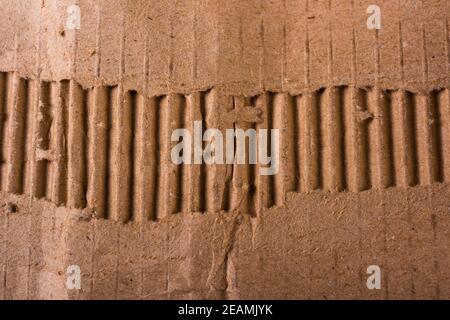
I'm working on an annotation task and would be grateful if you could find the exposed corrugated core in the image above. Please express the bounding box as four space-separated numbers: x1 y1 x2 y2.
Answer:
0 72 448 222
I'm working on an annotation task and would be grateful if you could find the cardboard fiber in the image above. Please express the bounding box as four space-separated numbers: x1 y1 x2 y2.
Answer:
0 0 449 299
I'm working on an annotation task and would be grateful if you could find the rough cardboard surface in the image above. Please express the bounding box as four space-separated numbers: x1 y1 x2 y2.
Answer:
0 0 449 299
1 184 450 300
1 0 449 95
